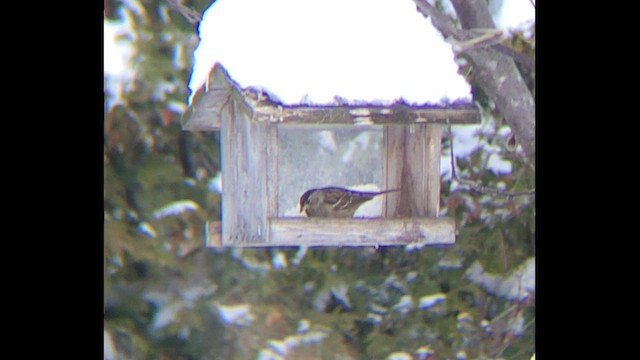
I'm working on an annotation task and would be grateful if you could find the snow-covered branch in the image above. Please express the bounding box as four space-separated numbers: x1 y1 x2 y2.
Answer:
447 124 535 199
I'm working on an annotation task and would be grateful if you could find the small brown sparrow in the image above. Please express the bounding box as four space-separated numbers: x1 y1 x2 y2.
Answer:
299 186 400 218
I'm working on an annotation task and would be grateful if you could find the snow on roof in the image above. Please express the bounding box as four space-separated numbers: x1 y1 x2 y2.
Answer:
187 0 473 106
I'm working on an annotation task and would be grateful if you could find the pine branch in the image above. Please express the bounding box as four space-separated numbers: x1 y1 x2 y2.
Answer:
447 123 535 199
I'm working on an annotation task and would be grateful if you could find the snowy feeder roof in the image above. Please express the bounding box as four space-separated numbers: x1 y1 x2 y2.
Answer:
181 0 481 247
184 63 480 131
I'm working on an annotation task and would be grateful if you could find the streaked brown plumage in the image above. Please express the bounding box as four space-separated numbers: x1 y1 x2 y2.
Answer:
299 186 400 218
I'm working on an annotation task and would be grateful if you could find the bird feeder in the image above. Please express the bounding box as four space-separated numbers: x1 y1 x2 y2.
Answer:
182 63 480 247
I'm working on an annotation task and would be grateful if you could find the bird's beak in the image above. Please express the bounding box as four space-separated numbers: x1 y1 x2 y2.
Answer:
300 201 309 215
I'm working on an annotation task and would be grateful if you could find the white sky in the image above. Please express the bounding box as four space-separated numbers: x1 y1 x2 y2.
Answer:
494 0 535 30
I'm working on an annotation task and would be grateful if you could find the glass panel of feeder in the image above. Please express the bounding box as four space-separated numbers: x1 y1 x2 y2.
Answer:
277 125 385 217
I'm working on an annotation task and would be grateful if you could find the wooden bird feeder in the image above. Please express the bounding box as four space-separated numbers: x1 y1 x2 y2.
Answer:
182 63 480 247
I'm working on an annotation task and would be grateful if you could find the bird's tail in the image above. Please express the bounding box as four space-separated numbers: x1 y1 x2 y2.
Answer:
376 188 401 195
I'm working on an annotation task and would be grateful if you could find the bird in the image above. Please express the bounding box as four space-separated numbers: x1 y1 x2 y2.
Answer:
299 186 400 218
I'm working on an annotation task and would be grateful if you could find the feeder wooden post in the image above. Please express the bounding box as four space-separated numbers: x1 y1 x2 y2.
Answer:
384 124 442 218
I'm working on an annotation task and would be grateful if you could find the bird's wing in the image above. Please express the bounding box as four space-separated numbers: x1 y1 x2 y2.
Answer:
325 188 374 210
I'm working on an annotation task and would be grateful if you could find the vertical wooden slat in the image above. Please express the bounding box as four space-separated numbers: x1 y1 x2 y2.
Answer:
425 125 442 217
247 107 269 244
221 91 269 245
265 123 279 243
383 124 441 218
383 126 405 217
406 124 427 216
220 92 236 245
245 116 262 243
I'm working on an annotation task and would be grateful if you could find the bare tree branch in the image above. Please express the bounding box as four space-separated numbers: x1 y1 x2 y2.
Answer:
448 28 504 52
491 44 535 71
413 0 535 166
166 0 202 24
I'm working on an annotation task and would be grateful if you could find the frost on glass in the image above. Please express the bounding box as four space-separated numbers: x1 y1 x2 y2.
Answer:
277 125 384 217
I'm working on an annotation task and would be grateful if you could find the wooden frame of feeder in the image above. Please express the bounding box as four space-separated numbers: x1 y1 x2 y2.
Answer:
183 63 480 247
